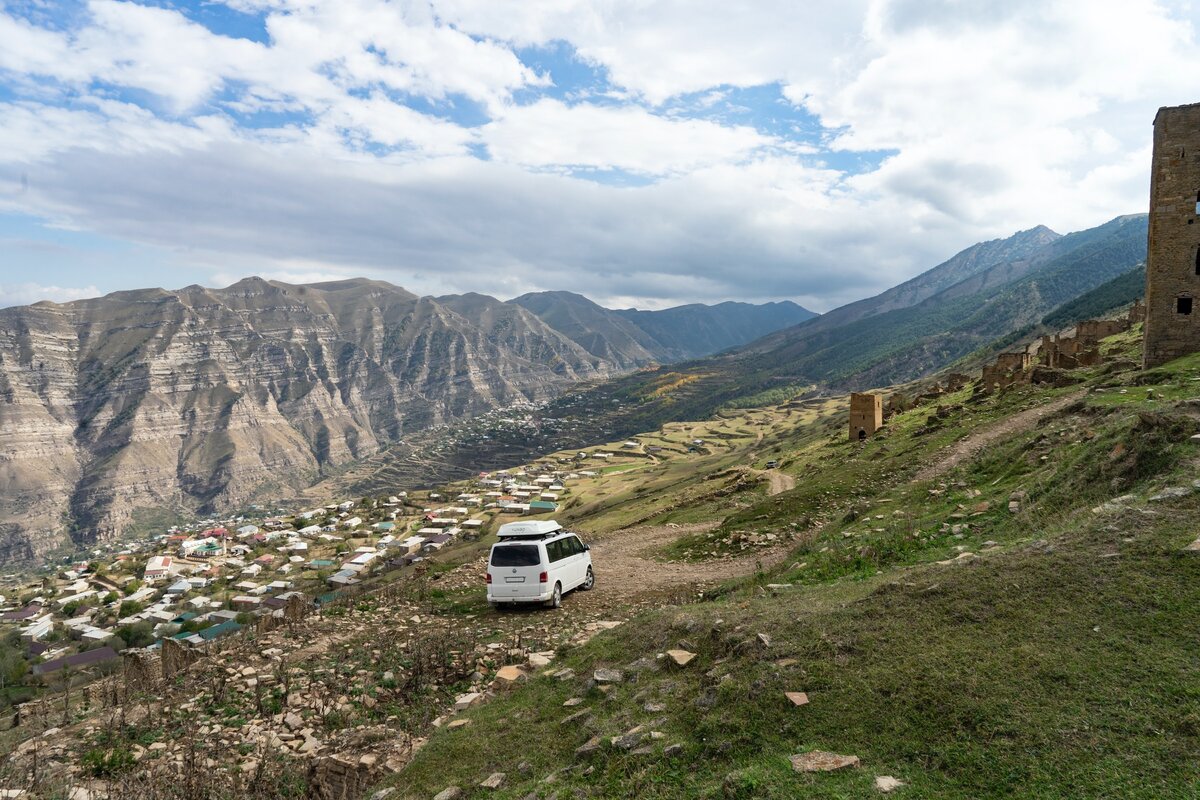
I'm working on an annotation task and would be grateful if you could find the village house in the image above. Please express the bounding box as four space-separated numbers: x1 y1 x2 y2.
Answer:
143 555 175 582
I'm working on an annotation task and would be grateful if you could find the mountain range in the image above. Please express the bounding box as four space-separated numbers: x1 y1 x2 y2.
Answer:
538 213 1148 438
0 283 812 562
0 212 1149 563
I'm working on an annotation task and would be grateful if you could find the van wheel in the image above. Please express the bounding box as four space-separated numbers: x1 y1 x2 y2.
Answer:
582 567 595 590
547 583 562 609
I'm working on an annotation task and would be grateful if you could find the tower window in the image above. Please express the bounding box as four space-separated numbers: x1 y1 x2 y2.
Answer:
1196 247 1200 276
1179 297 1194 315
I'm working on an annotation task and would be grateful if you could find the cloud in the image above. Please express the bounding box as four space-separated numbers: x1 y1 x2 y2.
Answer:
0 282 102 308
0 0 1197 312
482 99 783 174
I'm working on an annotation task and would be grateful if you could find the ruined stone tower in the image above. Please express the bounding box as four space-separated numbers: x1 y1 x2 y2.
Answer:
1144 103 1200 368
848 392 883 441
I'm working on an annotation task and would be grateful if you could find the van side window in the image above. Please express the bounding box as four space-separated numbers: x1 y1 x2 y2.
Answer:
570 536 585 555
547 539 567 563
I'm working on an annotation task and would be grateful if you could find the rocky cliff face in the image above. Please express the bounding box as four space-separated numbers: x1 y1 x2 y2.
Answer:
0 278 612 561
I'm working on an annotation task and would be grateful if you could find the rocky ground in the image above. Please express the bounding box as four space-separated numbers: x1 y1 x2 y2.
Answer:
0 523 792 799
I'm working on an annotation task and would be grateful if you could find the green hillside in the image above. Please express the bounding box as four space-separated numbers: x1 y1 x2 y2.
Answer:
389 330 1200 800
1042 264 1146 329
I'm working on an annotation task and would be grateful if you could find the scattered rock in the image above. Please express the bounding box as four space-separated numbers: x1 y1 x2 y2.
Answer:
478 772 505 790
575 736 604 760
785 691 809 707
563 697 584 707
790 751 861 772
561 709 592 726
666 649 696 667
757 633 772 648
1183 538 1200 553
1149 487 1191 502
494 665 526 685
1092 494 1139 514
875 775 906 793
433 788 462 800
664 743 684 758
612 731 646 751
593 668 623 684
454 693 483 711
446 719 471 730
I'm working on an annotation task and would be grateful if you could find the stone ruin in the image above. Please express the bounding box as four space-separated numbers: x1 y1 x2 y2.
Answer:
978 302 1144 393
161 637 199 680
886 373 971 416
849 392 883 441
122 647 158 693
1143 102 1200 368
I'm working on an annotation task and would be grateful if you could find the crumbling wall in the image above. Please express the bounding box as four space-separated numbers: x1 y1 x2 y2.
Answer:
161 637 198 680
123 648 158 694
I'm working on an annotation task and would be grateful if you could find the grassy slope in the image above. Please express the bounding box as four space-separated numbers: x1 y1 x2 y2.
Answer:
390 336 1200 799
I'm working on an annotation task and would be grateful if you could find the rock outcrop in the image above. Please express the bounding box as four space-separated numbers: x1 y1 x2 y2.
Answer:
0 278 613 560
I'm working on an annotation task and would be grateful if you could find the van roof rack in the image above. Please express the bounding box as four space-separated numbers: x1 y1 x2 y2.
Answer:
496 520 563 540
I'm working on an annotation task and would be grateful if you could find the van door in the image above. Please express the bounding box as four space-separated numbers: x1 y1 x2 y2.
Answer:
565 535 587 588
547 537 579 590
488 543 544 600
549 536 583 590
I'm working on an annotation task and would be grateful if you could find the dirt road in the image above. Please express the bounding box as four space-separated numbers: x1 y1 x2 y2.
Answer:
764 469 796 495
570 522 788 613
912 391 1084 482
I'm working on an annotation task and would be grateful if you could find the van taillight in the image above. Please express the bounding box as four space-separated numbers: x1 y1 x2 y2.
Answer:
486 572 492 584
539 571 548 584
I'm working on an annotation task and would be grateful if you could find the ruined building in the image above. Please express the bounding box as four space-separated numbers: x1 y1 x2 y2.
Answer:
849 392 883 441
1144 103 1200 368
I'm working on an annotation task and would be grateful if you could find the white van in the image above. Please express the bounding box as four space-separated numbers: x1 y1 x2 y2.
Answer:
486 520 594 608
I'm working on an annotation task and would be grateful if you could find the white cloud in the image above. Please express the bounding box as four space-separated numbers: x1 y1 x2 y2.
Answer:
0 0 1198 312
0 282 102 308
482 99 782 174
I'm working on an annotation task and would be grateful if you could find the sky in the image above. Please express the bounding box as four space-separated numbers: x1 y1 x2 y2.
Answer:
0 1 1197 312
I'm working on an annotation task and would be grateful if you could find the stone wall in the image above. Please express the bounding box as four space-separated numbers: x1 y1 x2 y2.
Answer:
1144 103 1200 368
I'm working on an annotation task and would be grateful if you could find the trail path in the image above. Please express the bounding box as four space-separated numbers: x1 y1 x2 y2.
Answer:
912 391 1084 482
764 469 796 495
569 522 788 613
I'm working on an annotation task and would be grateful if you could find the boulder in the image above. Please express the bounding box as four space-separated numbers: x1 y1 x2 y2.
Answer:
875 776 906 793
790 751 860 772
478 773 505 790
453 692 483 711
493 665 526 685
593 668 623 684
574 736 604 760
666 649 696 667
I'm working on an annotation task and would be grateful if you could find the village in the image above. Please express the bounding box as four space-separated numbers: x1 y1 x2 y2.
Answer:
0 459 603 681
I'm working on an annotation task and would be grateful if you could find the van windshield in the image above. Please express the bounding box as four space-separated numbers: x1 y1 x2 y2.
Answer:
490 545 540 567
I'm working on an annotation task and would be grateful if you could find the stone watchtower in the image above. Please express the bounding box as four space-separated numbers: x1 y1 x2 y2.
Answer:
848 392 883 441
1144 103 1200 368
